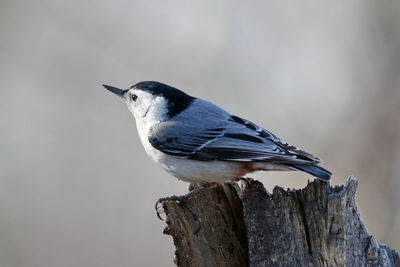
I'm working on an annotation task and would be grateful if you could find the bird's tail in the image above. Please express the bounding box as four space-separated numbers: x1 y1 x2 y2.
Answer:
283 164 332 182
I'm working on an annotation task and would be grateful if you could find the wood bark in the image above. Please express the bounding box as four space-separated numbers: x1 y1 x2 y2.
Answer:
161 177 400 267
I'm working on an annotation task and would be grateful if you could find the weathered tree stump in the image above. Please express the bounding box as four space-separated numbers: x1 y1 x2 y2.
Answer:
161 177 399 267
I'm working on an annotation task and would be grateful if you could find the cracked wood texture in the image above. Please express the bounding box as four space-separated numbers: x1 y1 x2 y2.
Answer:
162 177 400 267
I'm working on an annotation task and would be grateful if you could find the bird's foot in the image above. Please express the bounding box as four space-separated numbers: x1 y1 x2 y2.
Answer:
155 186 204 234
237 177 251 187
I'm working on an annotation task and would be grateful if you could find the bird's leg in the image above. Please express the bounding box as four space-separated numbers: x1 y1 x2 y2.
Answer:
155 186 204 234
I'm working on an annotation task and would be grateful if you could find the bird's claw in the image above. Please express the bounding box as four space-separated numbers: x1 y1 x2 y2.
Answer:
155 202 164 221
155 187 204 234
155 196 175 221
238 177 251 187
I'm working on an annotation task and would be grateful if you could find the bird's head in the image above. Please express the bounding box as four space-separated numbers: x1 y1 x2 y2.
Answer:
103 81 194 123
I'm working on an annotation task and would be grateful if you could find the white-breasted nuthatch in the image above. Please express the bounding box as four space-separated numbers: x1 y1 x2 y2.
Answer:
104 81 331 232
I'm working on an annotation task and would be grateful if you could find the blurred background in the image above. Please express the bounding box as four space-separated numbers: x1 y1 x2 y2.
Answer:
1 0 399 266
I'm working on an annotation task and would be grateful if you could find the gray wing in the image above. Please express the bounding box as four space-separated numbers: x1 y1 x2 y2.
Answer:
148 113 320 164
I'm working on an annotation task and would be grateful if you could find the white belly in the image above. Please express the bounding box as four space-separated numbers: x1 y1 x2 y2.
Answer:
159 155 246 183
140 138 290 183
142 140 244 183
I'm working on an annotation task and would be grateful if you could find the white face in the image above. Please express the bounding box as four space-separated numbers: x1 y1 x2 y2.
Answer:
123 89 169 124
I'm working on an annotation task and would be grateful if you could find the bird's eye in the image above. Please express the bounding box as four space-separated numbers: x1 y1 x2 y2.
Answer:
131 94 138 101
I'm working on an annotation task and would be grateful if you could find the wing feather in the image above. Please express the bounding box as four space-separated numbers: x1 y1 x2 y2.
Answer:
148 113 319 165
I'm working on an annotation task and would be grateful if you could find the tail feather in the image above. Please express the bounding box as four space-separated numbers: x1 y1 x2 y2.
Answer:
284 164 332 182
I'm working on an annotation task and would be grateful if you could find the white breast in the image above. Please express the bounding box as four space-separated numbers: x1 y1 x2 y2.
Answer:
132 97 286 183
135 118 247 183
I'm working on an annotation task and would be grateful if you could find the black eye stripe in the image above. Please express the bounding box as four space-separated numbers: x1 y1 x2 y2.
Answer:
131 81 194 118
132 94 138 101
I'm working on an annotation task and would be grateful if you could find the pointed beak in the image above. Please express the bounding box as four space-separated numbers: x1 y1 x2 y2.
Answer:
103 84 127 98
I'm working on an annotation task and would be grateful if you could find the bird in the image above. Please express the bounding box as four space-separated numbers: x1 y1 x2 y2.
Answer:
103 81 332 232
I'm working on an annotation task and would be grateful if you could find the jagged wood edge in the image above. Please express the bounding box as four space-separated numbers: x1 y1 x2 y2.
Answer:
162 178 400 267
